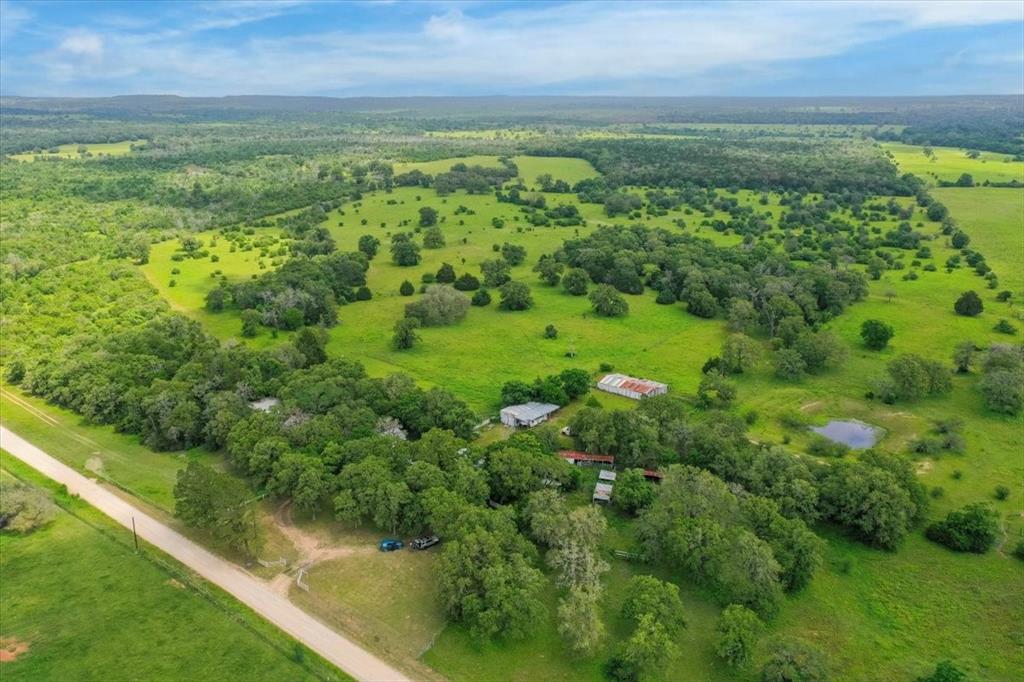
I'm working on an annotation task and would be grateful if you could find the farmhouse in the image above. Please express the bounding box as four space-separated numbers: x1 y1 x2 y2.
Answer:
596 373 668 400
499 402 560 428
592 482 614 504
559 450 615 466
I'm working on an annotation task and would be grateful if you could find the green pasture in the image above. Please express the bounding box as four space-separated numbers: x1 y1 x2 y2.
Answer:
883 142 1024 186
98 160 1024 680
7 139 145 162
393 155 505 175
0 454 334 682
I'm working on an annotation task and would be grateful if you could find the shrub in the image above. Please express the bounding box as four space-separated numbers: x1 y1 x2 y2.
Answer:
806 435 849 458
761 638 828 682
355 286 372 301
993 319 1017 335
471 289 491 306
589 284 629 317
994 485 1010 501
953 291 983 317
544 324 558 339
0 481 56 533
404 286 470 326
399 280 415 296
453 273 480 291
926 503 999 553
860 319 895 350
499 281 534 311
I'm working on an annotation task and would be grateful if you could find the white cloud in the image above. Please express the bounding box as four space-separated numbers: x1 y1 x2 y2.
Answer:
58 30 104 58
10 0 1024 96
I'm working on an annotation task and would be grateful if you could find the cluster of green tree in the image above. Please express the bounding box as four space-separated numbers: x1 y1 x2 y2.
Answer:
925 503 1000 553
637 465 822 618
396 160 517 195
605 576 687 680
555 225 867 332
526 491 609 655
174 460 263 555
208 251 369 331
960 342 1024 415
532 137 919 194
570 396 928 549
2 258 169 370
870 354 952 403
499 368 591 407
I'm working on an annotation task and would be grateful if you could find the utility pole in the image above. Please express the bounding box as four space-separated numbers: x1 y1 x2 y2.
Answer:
131 516 139 552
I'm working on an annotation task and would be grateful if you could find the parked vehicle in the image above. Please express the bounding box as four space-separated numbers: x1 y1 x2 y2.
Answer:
378 538 403 552
411 535 440 550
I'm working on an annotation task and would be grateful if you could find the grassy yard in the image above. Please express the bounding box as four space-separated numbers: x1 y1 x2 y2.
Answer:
883 142 1024 186
0 454 341 682
7 139 145 162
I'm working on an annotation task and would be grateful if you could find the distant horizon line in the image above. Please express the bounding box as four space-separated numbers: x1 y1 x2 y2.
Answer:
4 93 1023 101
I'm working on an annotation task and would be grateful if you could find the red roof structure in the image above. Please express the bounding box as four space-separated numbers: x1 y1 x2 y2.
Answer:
559 450 615 465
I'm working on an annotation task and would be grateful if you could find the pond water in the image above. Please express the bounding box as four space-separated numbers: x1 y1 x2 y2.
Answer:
809 420 881 449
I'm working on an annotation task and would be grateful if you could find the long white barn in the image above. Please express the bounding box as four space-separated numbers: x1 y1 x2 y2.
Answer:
596 373 668 400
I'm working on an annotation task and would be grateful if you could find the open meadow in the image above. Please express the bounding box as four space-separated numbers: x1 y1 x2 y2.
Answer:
884 142 1024 186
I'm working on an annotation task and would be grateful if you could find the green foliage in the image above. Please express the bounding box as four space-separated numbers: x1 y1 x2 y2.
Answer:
405 285 470 326
174 460 263 556
392 317 421 350
715 604 763 667
860 319 895 350
613 468 655 515
761 638 829 682
953 290 983 316
588 284 629 317
0 480 56 533
561 268 590 296
926 503 1000 553
499 281 534 311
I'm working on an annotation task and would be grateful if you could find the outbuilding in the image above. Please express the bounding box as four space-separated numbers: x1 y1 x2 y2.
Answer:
598 469 617 482
499 402 560 428
596 373 668 400
559 450 616 467
593 482 614 504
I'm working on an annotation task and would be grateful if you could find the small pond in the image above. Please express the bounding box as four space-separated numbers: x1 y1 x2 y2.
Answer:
809 419 881 449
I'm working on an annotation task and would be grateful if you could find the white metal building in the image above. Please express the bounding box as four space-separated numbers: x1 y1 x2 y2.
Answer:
593 482 614 504
500 402 560 428
596 373 668 400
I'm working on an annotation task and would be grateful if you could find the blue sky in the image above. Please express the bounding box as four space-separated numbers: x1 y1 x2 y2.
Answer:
1 1 1021 97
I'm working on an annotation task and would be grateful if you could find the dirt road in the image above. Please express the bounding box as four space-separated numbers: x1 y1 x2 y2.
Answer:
0 426 411 682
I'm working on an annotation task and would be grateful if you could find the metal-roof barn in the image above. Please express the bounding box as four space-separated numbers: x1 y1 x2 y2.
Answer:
598 469 617 482
500 402 560 428
596 373 668 400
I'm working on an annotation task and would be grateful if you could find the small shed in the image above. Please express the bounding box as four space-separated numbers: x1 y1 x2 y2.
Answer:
643 469 664 482
500 402 560 428
598 469 617 482
593 482 614 504
596 373 668 400
559 450 616 467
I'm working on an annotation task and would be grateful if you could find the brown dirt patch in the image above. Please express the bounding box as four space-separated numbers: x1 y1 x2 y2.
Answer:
915 460 934 475
0 637 30 662
800 401 823 413
166 578 185 589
